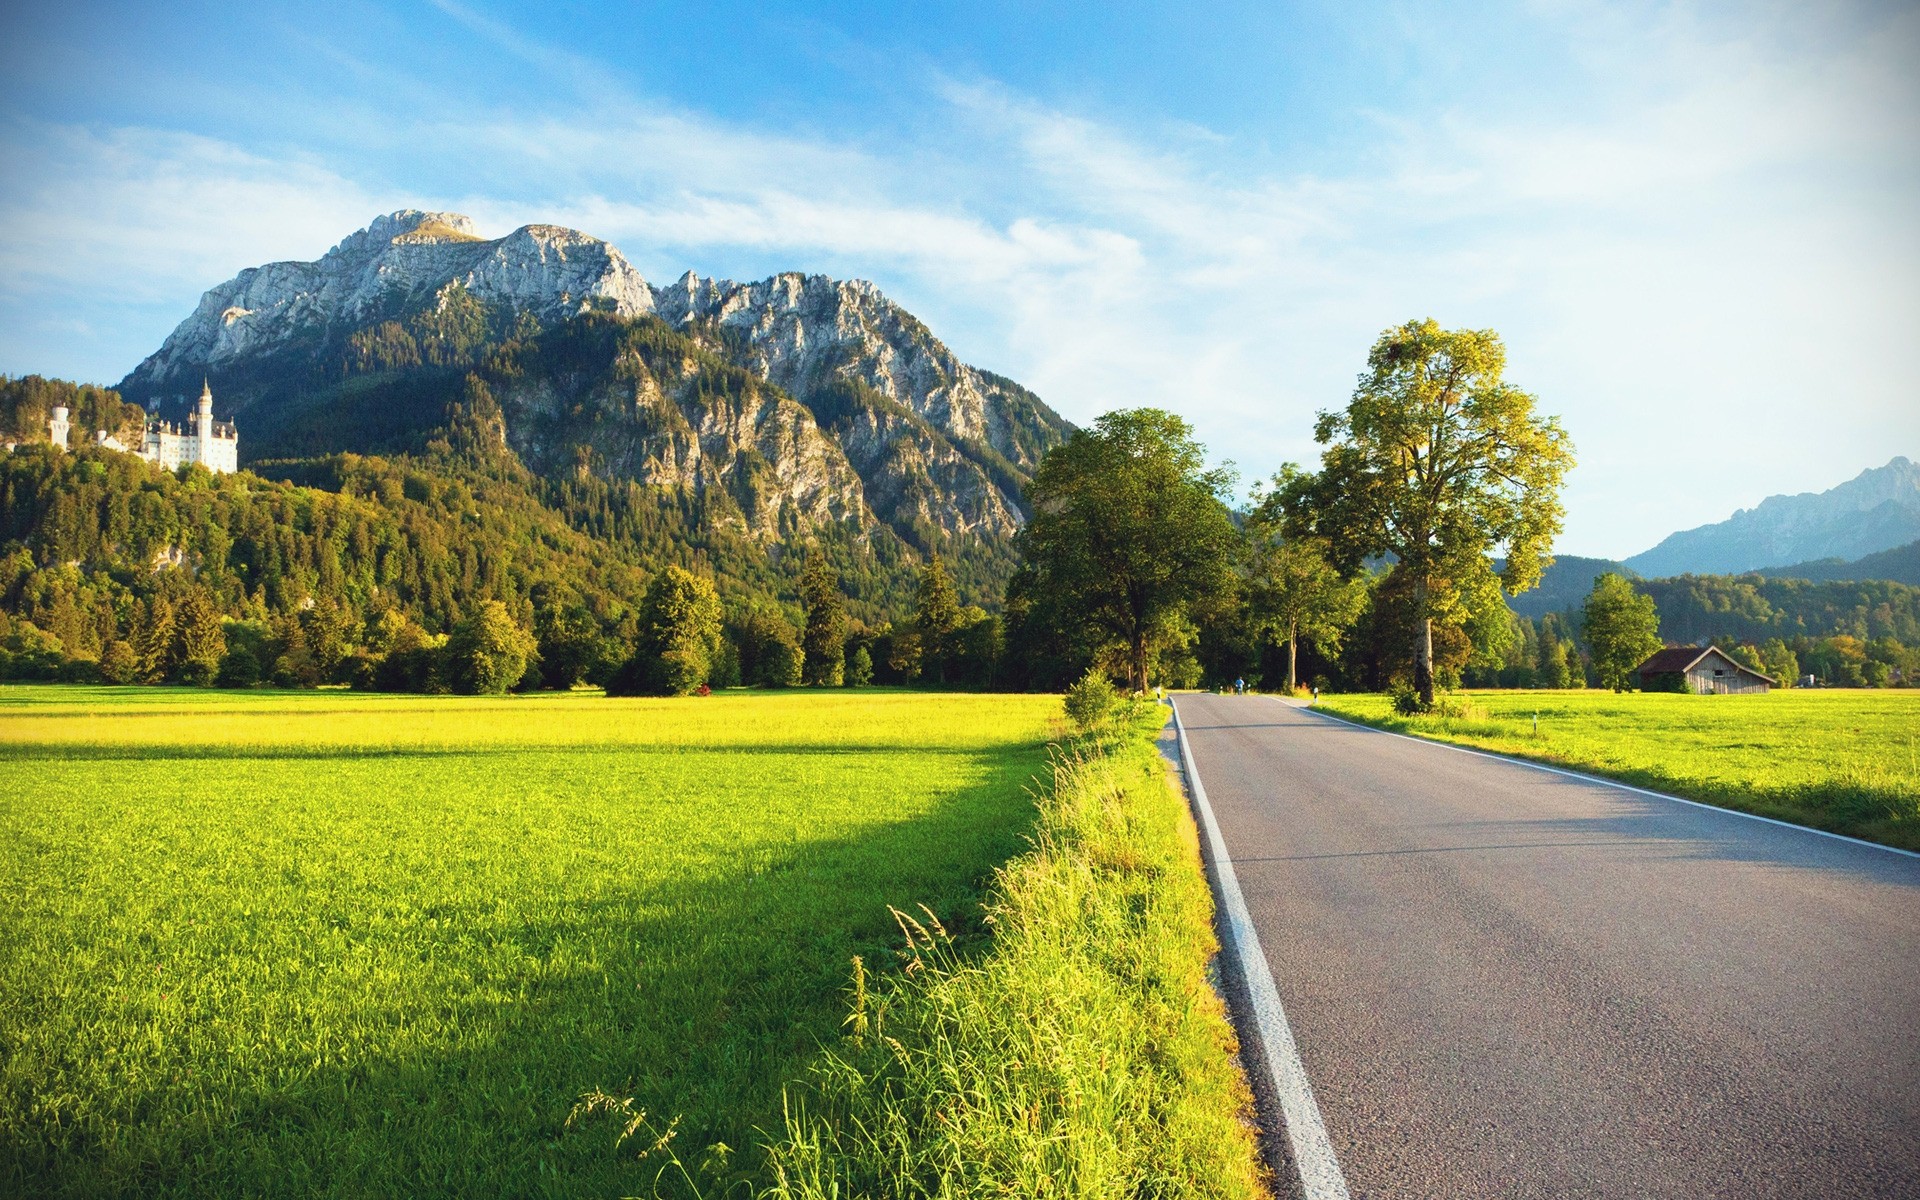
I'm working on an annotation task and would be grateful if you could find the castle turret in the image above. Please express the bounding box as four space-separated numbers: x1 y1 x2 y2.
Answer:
196 381 214 464
48 405 70 450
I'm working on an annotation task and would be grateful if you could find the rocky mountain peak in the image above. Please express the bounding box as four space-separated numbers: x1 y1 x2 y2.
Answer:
1625 455 1920 577
121 212 655 404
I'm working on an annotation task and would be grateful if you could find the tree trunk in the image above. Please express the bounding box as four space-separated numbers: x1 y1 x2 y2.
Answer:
1131 626 1149 694
1287 622 1299 693
1413 578 1435 708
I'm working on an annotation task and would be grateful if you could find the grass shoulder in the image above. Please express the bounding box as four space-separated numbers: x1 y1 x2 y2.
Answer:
762 701 1269 1197
1310 689 1920 852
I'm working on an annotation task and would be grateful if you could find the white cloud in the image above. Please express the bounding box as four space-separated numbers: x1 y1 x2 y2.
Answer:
1 1 1914 558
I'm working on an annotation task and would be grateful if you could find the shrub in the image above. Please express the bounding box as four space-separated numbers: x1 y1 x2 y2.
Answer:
215 645 261 688
1063 668 1119 733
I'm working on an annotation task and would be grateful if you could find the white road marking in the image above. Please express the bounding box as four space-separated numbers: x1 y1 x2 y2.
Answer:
1280 696 1920 861
1171 699 1352 1200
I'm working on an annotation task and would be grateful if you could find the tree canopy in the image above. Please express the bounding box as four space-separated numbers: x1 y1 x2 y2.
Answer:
1582 572 1662 692
1278 320 1573 707
1014 408 1239 692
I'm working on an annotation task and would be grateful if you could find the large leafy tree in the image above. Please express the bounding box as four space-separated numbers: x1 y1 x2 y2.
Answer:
1280 320 1573 708
611 566 724 696
1582 572 1661 692
1016 408 1239 692
445 599 537 695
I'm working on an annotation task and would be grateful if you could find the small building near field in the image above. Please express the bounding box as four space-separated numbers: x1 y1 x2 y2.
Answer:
1636 645 1775 695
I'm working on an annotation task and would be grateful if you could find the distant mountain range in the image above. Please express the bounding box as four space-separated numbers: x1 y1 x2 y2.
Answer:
1622 457 1920 578
114 209 1072 582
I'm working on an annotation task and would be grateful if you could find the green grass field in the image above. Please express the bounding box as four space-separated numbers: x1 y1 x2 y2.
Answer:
0 687 1067 1197
1312 689 1920 850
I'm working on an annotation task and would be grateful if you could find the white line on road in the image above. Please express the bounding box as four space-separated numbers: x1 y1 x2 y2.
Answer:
1172 698 1351 1200
1278 696 1920 862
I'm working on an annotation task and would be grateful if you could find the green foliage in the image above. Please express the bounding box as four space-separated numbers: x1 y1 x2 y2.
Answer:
0 375 145 447
914 555 962 684
610 567 723 696
764 719 1267 1197
0 687 1064 1196
846 644 874 688
1241 505 1366 692
1315 689 1920 851
1062 667 1120 733
1279 320 1574 705
728 603 804 688
800 557 848 687
444 599 537 694
1015 409 1240 692
1583 573 1662 692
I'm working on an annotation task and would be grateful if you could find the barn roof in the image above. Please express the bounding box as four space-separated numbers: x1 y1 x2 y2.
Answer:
1635 645 1776 684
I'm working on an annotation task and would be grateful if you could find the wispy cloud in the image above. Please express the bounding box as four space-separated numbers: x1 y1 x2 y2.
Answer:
1 1 1914 557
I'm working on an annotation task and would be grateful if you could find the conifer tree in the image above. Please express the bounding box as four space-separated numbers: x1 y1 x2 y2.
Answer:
915 555 961 684
172 587 226 685
800 557 849 687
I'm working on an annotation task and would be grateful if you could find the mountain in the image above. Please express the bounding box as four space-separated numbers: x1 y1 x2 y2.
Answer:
1505 554 1631 619
116 209 1073 579
1622 457 1920 578
1755 538 1920 587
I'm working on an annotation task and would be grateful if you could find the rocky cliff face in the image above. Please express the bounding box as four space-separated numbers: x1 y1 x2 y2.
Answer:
122 211 654 404
115 211 1072 557
1624 456 1920 576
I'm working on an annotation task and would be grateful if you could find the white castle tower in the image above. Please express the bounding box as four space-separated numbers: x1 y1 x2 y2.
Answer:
196 382 215 464
48 405 71 450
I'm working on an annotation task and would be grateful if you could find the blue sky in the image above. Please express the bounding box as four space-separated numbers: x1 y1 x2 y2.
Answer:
3 0 1916 557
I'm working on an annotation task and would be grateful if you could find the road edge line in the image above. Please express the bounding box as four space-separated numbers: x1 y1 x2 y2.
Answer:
1172 699 1351 1200
1277 697 1920 862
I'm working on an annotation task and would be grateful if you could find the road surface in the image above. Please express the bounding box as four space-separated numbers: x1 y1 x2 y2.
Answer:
1173 692 1920 1199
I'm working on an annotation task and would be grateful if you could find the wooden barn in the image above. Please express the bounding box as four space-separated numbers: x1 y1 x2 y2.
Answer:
1636 645 1775 695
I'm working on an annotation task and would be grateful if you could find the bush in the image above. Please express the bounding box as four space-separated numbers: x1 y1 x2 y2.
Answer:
215 645 261 688
1063 668 1119 733
1391 683 1430 715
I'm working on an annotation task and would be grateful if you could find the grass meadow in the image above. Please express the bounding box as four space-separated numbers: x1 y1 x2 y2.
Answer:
1311 689 1920 850
1 687 1065 1197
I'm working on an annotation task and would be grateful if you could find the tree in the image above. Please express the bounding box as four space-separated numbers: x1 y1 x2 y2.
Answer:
171 587 227 686
1016 409 1239 693
1582 573 1661 692
1760 637 1799 688
800 557 849 687
609 566 723 696
446 600 537 695
914 555 961 684
1279 320 1573 708
847 643 874 687
1243 497 1366 692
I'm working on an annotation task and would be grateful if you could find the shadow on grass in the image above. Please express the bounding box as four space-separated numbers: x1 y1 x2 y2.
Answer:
6 750 1049 1200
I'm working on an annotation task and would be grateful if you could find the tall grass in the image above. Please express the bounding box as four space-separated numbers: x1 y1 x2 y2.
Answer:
762 709 1269 1198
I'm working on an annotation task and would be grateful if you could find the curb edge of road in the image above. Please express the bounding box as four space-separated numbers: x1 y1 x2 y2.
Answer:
1171 698 1352 1200
1277 696 1920 862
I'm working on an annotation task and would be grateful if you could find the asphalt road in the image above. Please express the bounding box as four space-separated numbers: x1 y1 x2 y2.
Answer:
1173 692 1920 1199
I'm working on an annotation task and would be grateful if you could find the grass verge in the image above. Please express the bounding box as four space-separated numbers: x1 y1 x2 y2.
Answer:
760 705 1269 1198
1311 689 1920 852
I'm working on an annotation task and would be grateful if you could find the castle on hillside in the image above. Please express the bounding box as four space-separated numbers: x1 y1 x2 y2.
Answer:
47 382 239 474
